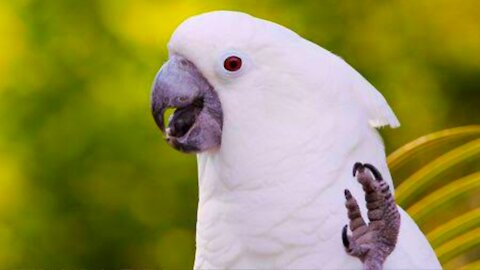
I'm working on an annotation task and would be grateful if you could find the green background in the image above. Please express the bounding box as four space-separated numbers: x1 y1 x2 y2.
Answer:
0 0 478 268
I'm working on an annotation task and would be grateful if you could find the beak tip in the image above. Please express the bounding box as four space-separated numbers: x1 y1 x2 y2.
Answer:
151 105 166 133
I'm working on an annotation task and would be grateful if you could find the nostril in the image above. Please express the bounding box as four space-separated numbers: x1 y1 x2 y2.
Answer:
178 96 189 103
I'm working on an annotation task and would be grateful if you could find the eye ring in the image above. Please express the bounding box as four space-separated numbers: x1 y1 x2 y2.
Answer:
223 56 242 72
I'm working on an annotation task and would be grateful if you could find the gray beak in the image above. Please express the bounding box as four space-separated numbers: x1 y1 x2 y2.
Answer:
151 55 223 153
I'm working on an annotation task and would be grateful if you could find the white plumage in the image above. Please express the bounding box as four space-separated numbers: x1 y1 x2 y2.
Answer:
167 11 441 269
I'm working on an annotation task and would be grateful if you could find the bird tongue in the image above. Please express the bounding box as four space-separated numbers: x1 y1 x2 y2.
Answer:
167 104 202 138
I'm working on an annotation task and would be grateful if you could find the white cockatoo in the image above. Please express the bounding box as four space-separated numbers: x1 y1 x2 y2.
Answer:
151 11 441 269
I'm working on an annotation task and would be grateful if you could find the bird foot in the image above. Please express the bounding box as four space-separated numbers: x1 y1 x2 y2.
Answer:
342 163 401 270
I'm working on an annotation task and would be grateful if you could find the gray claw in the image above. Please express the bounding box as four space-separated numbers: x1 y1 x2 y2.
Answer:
342 224 350 249
352 162 363 177
342 163 401 270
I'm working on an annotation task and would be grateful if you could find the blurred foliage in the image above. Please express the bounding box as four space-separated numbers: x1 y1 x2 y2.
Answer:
0 0 478 268
391 126 480 268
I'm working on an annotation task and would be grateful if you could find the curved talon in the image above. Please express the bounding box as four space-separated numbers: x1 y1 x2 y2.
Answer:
344 189 352 199
342 225 350 249
363 163 383 181
352 162 363 176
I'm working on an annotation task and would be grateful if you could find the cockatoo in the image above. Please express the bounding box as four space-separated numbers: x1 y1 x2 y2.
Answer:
151 11 441 269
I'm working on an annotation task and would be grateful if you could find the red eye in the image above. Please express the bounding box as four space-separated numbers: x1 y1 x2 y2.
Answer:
223 56 242 72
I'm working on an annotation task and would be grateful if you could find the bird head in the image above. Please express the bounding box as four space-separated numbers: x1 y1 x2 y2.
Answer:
151 11 399 153
151 11 300 153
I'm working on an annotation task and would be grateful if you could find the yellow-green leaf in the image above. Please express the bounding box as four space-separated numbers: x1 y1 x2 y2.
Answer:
388 125 480 171
458 259 480 270
406 172 480 224
427 208 480 248
396 139 480 207
435 228 480 264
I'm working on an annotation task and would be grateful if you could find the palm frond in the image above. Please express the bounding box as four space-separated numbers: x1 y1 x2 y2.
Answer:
388 125 480 171
459 259 480 270
427 208 480 248
407 172 480 224
388 126 480 268
435 228 480 264
395 138 480 207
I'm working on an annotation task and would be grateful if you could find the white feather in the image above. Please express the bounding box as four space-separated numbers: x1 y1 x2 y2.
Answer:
168 11 440 269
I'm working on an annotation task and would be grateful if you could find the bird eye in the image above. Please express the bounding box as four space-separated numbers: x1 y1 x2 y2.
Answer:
223 56 242 72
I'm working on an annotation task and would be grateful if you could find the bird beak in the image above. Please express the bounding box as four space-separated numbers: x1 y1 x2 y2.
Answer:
151 55 223 153
151 56 202 133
